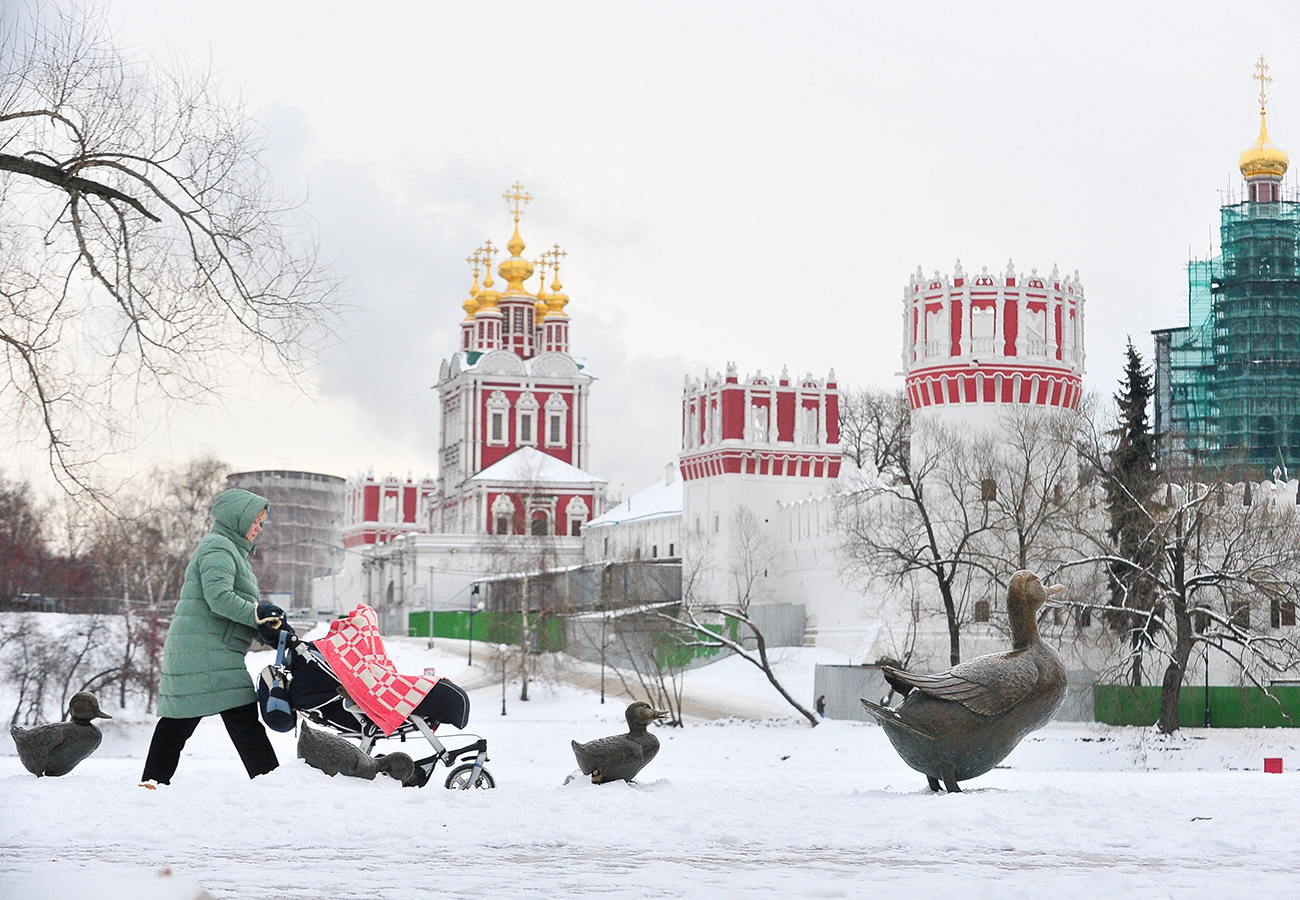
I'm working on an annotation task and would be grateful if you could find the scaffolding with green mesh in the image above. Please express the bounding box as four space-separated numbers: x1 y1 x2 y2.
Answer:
1153 196 1300 476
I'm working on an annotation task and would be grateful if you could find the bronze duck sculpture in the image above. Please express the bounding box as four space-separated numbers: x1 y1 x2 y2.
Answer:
571 701 669 783
860 570 1068 792
297 722 415 783
11 692 112 777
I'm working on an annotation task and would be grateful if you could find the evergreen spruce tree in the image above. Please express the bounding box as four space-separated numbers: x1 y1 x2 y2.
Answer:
1103 340 1161 686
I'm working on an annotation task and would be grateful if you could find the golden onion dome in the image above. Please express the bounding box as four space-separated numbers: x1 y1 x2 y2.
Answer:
1240 107 1289 180
461 260 481 320
498 225 535 294
545 271 569 318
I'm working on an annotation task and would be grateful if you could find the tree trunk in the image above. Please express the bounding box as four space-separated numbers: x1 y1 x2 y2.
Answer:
1158 548 1192 734
1129 628 1143 687
519 576 530 702
939 580 961 666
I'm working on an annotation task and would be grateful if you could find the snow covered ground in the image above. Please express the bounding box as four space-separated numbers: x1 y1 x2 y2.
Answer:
4 633 1300 899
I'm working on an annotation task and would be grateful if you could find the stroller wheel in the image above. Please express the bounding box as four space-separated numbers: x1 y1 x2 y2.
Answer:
445 763 496 790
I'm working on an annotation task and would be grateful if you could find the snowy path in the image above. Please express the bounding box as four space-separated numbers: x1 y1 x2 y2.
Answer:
5 640 1300 898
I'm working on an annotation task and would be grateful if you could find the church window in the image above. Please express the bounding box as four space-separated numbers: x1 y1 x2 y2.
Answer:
564 495 589 538
516 392 540 446
381 493 398 524
530 512 550 536
545 393 568 447
652 545 658 558
713 514 719 533
973 600 991 623
668 543 675 557
486 391 510 446
491 493 517 535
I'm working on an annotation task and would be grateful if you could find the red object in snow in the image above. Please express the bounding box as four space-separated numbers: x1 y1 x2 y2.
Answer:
1265 757 1284 773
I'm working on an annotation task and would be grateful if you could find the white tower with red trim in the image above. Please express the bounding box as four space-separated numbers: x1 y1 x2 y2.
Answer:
902 260 1085 430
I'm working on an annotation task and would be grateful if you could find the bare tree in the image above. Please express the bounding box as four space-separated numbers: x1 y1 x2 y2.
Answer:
0 4 336 495
1063 477 1300 734
664 508 818 726
836 388 996 666
601 602 688 726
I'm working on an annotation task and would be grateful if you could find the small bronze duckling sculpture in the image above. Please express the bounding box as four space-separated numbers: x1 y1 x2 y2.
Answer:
860 570 1068 792
297 722 415 783
570 701 669 784
11 691 112 777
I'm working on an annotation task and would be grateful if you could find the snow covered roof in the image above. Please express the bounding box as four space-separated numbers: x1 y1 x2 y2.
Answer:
468 446 606 486
585 469 683 529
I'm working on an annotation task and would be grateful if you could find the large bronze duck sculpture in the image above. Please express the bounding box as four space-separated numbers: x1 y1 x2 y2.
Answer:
11 692 112 777
570 701 669 784
297 722 415 783
860 570 1068 792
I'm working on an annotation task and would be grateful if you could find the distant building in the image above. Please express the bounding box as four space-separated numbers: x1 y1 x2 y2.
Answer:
226 469 345 610
583 462 682 563
1154 60 1300 475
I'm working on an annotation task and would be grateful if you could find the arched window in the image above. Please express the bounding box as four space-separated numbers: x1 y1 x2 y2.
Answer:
530 510 550 536
491 493 516 535
973 600 991 623
750 403 769 442
801 406 818 444
564 495 590 537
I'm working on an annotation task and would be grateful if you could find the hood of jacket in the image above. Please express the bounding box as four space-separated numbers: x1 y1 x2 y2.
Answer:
209 488 270 553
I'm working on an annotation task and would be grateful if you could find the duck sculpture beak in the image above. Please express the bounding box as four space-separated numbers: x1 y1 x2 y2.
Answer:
652 709 671 720
1043 583 1067 608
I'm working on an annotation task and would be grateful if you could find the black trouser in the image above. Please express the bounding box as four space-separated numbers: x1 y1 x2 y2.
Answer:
141 701 279 783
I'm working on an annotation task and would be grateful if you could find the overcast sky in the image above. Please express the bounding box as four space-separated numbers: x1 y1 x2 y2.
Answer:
57 1 1300 497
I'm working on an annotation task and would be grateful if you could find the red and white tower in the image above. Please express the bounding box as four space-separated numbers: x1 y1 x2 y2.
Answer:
902 260 1085 430
679 363 841 605
435 183 603 535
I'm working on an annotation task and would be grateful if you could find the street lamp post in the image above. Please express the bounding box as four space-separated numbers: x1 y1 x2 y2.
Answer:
600 610 607 704
500 644 508 716
468 590 484 666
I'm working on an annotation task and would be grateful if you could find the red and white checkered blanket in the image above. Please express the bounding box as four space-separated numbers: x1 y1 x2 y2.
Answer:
315 604 439 735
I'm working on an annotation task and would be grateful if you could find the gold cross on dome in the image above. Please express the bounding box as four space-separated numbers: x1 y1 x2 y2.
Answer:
547 243 568 269
503 181 532 222
1255 55 1273 108
467 248 483 276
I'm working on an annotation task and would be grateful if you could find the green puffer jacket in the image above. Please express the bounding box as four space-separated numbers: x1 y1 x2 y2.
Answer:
157 488 270 719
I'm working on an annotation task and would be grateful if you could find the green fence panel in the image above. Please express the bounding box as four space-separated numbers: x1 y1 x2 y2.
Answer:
408 610 565 651
1094 684 1300 727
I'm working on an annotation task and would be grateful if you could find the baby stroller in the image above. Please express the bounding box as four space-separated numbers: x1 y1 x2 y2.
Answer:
259 616 495 790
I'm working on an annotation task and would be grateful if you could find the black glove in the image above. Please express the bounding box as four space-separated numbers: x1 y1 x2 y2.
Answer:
256 603 286 623
256 603 288 646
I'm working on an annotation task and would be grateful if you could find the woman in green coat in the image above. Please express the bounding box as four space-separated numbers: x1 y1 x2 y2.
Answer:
141 488 283 784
